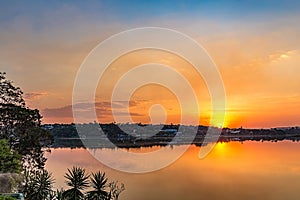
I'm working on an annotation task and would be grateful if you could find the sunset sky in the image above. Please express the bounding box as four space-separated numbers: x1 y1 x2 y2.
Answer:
0 0 300 128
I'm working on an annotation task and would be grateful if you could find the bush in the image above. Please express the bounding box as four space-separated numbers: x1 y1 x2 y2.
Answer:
0 173 23 193
0 196 15 200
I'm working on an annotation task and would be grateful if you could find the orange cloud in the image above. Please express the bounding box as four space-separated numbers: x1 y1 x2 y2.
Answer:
24 92 48 100
42 101 146 124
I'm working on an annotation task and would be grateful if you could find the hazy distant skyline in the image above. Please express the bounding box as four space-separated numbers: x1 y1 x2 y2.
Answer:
1 1 300 128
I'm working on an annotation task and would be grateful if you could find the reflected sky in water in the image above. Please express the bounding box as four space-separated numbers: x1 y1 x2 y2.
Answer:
46 141 300 200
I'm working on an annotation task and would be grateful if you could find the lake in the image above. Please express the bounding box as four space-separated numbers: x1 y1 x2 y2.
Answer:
46 141 300 200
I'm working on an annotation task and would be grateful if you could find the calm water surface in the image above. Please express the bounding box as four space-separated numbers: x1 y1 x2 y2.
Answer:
46 141 300 200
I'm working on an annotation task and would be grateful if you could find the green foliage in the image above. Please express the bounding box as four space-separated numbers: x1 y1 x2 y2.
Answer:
0 139 21 173
0 72 53 171
0 72 54 200
0 102 53 170
0 196 15 200
23 169 54 200
63 166 90 200
87 171 108 200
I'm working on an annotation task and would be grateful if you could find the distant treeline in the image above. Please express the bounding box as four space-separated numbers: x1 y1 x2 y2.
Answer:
43 123 300 148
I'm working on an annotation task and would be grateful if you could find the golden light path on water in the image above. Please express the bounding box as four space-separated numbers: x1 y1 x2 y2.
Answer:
46 141 300 200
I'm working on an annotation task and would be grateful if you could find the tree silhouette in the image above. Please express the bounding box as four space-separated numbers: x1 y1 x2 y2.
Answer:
87 171 109 200
24 169 54 200
0 72 25 106
108 181 125 200
63 166 90 200
0 72 53 171
56 188 65 200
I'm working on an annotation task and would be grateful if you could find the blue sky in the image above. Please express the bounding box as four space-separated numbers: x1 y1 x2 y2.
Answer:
0 1 300 127
1 0 300 23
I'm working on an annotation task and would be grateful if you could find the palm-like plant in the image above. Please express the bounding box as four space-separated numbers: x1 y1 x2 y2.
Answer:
56 188 65 200
63 166 90 200
87 171 109 200
25 169 54 200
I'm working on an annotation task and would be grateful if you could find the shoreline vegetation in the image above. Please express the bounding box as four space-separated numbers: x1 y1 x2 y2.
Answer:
0 72 125 199
44 123 300 149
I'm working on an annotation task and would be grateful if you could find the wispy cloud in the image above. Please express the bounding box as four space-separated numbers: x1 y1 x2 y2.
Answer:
24 92 48 100
42 101 144 122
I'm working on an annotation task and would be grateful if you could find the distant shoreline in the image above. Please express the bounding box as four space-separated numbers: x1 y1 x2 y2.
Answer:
44 123 300 148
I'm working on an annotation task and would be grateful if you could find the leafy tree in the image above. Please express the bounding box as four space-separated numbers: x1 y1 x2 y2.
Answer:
0 139 21 173
63 166 90 200
0 72 25 106
23 169 54 200
0 72 53 171
87 171 109 200
0 139 22 193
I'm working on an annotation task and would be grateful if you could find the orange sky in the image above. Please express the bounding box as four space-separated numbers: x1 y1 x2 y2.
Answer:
1 2 300 128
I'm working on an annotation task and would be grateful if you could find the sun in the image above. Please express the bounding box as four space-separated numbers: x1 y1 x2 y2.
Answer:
209 111 231 128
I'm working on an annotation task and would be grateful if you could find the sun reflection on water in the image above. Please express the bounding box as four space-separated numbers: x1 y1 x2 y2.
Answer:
46 141 300 200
